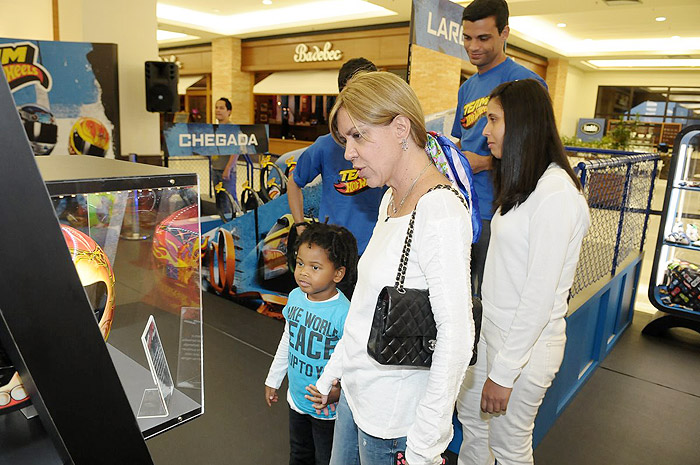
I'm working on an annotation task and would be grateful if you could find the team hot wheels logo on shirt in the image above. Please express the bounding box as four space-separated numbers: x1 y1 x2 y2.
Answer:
334 169 370 195
460 96 489 130
0 42 52 92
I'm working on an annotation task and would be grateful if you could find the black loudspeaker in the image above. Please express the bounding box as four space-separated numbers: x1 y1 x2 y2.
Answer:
145 61 179 113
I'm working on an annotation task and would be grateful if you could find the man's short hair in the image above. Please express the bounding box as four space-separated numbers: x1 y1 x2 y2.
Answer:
337 58 378 92
217 97 232 111
462 0 509 33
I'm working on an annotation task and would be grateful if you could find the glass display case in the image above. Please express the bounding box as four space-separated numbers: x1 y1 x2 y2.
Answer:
39 156 203 438
647 126 700 331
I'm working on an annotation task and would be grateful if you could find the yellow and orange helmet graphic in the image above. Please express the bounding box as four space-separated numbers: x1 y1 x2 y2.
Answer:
68 117 110 157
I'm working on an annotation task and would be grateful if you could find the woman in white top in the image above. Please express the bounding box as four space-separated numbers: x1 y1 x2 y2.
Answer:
313 71 475 465
456 79 591 465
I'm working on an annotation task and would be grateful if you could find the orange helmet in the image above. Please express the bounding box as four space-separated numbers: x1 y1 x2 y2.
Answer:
0 225 115 415
61 225 116 339
68 117 110 156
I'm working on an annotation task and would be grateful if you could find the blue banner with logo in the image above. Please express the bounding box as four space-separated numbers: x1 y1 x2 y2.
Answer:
162 123 270 156
411 0 468 61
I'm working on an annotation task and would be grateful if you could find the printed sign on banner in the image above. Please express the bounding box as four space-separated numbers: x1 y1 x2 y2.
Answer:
162 123 270 156
411 0 468 61
0 38 120 157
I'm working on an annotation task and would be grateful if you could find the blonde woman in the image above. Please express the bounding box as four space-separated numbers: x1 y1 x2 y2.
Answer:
312 71 475 465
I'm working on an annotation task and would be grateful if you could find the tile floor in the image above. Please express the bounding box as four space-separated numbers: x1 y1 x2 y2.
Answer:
144 177 700 464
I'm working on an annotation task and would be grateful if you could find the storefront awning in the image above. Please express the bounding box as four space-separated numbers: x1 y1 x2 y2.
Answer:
253 70 339 95
178 75 204 95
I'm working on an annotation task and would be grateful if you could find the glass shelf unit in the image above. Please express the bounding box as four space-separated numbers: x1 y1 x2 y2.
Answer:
648 126 700 319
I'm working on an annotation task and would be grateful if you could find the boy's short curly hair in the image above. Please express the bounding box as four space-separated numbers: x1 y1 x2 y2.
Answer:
296 222 359 298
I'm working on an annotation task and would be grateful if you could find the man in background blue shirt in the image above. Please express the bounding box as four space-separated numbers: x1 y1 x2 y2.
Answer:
451 0 547 298
287 58 384 255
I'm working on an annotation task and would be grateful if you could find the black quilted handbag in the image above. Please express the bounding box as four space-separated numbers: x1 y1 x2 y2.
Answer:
367 185 480 368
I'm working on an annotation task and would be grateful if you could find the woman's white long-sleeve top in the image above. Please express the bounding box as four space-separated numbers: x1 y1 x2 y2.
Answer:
317 187 474 465
483 163 591 389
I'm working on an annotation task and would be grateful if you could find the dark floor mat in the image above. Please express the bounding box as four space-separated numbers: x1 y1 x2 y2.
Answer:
202 291 285 356
534 367 700 465
601 312 700 397
147 323 290 464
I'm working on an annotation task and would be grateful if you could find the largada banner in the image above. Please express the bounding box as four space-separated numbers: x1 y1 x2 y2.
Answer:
0 38 120 157
162 123 270 156
411 0 468 61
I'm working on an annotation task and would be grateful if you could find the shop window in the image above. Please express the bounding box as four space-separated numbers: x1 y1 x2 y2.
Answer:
595 86 700 129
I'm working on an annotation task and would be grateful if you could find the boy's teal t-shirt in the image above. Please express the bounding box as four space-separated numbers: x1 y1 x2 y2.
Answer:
283 287 350 419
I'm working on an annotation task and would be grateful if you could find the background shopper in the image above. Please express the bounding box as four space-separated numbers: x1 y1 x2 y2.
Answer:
211 97 239 201
287 58 385 255
451 0 546 298
457 79 591 465
316 71 474 465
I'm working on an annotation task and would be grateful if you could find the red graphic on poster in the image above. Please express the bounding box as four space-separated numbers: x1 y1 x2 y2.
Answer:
0 42 52 91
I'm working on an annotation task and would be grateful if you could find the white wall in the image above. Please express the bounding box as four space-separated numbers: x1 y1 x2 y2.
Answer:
560 68 700 137
560 66 587 137
0 0 53 41
58 0 160 155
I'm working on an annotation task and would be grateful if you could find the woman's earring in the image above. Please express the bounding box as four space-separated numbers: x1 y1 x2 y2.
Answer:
401 139 408 151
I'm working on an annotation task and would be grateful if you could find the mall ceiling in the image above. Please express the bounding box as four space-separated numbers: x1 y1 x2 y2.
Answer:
156 0 700 70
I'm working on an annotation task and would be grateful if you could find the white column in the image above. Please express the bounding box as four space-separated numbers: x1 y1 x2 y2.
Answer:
59 0 160 155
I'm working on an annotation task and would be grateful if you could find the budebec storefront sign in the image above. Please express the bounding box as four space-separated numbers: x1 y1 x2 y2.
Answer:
162 123 269 156
293 42 343 63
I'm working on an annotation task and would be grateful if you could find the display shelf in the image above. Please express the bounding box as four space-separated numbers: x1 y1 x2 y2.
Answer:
674 184 700 192
607 120 683 149
38 157 204 438
647 125 700 331
662 241 700 252
108 345 201 439
651 287 700 318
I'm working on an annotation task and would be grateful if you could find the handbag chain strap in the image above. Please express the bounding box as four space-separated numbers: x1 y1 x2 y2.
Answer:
394 184 469 293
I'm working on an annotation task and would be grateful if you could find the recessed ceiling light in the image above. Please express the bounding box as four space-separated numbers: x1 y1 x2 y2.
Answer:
671 35 681 39
157 1 397 36
583 38 593 42
262 0 272 4
655 16 667 22
586 59 700 68
557 23 566 28
509 16 700 56
157 30 199 42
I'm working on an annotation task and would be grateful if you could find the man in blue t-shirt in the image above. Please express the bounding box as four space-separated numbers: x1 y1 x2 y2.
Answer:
451 0 547 298
287 58 385 255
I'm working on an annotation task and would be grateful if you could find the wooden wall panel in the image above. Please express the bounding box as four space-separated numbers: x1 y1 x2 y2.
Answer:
241 27 410 71
160 46 212 76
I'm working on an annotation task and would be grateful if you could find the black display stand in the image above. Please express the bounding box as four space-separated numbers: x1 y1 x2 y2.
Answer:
0 70 154 463
642 312 700 336
645 125 700 337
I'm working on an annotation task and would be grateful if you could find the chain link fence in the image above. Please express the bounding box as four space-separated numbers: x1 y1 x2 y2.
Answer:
568 150 660 298
167 155 212 199
167 156 271 204
169 149 659 299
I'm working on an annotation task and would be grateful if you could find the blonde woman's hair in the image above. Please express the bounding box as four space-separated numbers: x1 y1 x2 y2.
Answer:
329 71 427 149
